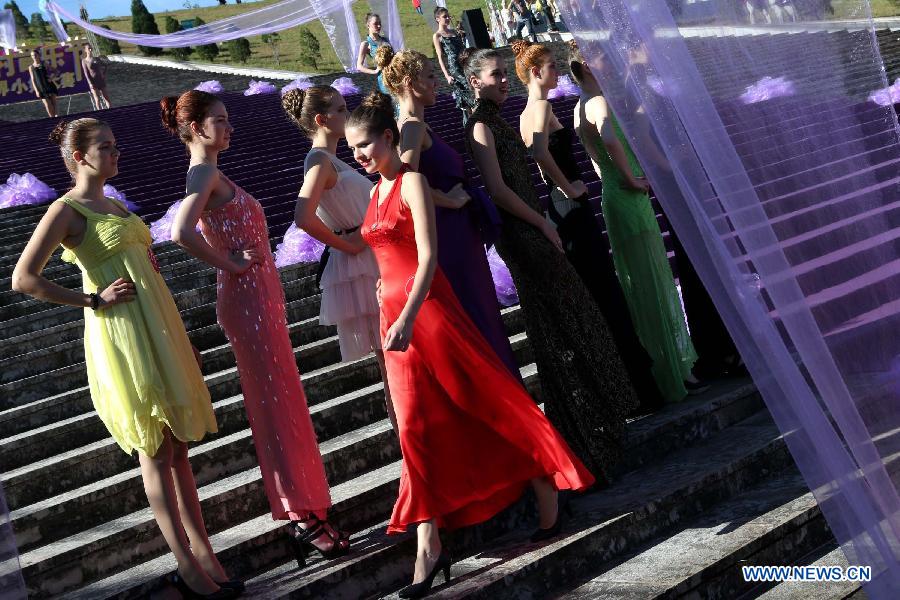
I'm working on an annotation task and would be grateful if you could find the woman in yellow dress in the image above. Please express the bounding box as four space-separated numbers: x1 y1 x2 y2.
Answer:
11 118 241 600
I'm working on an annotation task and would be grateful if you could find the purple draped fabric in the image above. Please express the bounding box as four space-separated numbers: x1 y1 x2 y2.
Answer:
560 0 900 595
0 480 25 598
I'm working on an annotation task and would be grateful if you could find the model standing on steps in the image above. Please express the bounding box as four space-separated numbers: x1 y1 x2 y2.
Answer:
346 92 594 599
563 42 708 403
280 84 399 435
463 48 639 478
379 46 521 381
356 12 393 96
161 90 350 571
512 39 666 411
11 118 241 599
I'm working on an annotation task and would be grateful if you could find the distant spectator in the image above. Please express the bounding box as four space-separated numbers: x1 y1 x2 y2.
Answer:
412 0 423 14
507 0 537 42
81 44 112 110
28 49 58 118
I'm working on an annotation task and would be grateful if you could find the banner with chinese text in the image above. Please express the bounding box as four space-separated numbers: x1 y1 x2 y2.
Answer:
0 42 90 105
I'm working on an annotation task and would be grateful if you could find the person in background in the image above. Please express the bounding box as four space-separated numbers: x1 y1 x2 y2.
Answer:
82 44 112 110
507 0 537 42
28 48 58 118
412 0 423 14
432 7 475 124
356 13 393 95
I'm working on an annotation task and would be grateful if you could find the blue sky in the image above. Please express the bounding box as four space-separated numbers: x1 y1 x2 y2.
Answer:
14 1 258 21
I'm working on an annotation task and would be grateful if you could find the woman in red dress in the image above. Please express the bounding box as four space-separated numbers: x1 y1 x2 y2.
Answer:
345 92 595 599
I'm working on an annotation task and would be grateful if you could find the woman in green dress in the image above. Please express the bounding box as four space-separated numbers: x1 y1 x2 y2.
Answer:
569 46 706 403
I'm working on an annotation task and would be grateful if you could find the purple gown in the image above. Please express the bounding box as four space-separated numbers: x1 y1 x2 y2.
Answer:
417 130 521 380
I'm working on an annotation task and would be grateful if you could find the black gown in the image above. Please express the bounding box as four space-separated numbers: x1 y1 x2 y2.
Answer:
466 98 639 479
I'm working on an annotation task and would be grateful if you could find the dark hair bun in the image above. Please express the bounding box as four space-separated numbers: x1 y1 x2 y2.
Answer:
48 120 68 146
361 91 394 115
511 39 532 58
159 96 180 134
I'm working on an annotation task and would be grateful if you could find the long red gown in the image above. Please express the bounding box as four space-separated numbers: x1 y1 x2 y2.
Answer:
361 167 595 534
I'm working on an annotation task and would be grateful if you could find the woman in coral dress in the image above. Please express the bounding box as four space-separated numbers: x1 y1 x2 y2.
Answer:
346 93 594 599
161 90 347 567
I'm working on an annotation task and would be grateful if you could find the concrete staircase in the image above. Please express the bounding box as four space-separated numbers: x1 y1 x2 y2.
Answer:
7 28 897 598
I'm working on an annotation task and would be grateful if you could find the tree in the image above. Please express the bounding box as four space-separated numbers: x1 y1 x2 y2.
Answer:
226 37 251 63
261 32 281 66
29 13 48 44
97 25 121 55
297 28 321 70
131 0 162 56
192 17 219 62
164 16 192 61
3 2 29 40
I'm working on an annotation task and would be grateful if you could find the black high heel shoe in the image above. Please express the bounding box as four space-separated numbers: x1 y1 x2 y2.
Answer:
530 501 573 543
398 552 452 599
171 571 240 599
287 517 351 568
213 579 246 594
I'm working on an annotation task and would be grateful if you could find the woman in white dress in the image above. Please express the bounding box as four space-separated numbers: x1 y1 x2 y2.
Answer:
281 86 397 433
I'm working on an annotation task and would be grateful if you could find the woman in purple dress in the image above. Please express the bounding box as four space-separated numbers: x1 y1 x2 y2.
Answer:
378 47 520 379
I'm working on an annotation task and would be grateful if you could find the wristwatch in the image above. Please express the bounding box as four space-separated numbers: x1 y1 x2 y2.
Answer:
89 293 100 310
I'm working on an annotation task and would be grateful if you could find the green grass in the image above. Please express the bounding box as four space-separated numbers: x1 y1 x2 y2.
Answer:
829 0 900 18
61 0 491 74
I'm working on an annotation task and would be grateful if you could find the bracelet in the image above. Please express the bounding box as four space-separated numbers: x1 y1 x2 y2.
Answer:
89 293 100 310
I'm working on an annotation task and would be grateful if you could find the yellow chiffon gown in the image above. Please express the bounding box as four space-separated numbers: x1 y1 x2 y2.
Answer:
58 197 217 456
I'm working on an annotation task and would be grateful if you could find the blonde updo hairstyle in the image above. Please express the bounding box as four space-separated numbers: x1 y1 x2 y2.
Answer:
48 118 109 176
281 85 339 137
510 39 553 84
375 45 428 97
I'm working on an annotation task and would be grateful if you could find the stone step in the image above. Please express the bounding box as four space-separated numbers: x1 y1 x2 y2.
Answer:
56 379 761 599
0 248 309 337
245 406 786 599
1 319 528 480
9 335 533 550
19 419 400 599
553 468 830 599
1 293 325 411
0 306 524 438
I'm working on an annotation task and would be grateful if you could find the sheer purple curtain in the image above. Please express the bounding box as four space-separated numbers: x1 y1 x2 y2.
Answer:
0 481 25 599
558 1 900 595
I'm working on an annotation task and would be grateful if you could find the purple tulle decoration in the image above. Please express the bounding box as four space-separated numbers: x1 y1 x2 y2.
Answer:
149 200 199 243
244 80 277 96
281 76 313 96
0 173 56 209
739 76 795 105
331 77 360 96
486 246 518 307
274 223 325 268
103 184 139 212
646 74 681 98
868 78 900 107
194 80 224 94
548 75 580 99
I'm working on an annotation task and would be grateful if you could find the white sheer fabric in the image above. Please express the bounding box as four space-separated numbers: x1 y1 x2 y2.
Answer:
369 0 405 50
0 9 15 51
560 1 900 595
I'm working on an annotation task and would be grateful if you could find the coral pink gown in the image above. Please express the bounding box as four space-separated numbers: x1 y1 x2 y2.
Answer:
201 177 332 520
361 167 595 534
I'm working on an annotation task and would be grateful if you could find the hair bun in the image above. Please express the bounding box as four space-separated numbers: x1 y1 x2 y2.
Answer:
159 96 180 134
48 120 68 146
511 39 532 58
361 91 394 114
281 87 306 112
374 44 395 70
